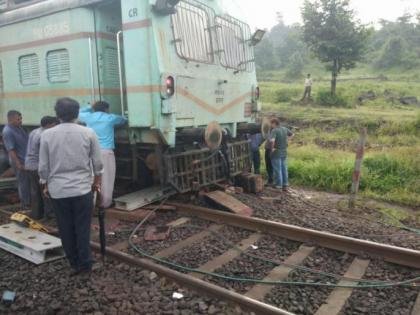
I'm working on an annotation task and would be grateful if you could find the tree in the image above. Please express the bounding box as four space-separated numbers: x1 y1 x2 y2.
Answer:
376 37 406 68
286 52 305 79
254 38 276 70
276 25 307 67
301 0 370 95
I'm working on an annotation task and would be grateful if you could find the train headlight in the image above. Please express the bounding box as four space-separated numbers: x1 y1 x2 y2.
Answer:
250 29 266 46
166 76 175 97
153 0 180 15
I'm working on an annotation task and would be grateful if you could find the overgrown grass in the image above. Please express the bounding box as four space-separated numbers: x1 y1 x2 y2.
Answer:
260 80 420 109
260 76 420 208
258 65 420 82
287 145 420 208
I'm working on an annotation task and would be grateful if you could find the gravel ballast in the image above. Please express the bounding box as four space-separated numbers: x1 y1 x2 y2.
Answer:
0 250 251 315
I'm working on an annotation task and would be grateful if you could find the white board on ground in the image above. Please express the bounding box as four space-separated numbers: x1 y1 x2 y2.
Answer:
0 223 64 264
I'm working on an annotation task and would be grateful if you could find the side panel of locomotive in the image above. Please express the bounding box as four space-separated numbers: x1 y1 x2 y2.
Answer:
0 7 103 125
0 0 259 191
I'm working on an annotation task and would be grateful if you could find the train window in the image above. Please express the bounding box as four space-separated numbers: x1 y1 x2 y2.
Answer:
171 1 213 63
18 54 40 85
215 15 255 72
103 47 119 86
46 49 70 83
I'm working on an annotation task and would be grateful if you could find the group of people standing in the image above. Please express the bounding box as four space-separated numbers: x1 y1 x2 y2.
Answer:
2 98 126 276
2 96 293 274
249 118 294 191
248 74 310 188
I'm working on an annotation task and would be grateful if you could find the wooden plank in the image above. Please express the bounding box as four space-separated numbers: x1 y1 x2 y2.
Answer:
235 174 264 193
142 205 177 211
245 245 315 300
0 168 14 178
315 258 370 315
105 209 155 223
0 177 16 189
108 217 192 252
110 240 129 251
154 225 223 258
411 292 420 315
192 233 262 280
204 190 253 216
166 217 191 227
114 186 175 211
260 197 283 201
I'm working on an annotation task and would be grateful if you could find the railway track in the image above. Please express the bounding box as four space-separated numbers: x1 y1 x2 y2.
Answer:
1 203 420 315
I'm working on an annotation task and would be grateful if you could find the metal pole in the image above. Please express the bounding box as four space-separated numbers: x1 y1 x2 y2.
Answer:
116 30 125 116
88 37 95 103
349 128 367 209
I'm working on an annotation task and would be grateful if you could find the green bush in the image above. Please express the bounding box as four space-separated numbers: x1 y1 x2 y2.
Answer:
287 145 420 207
275 88 302 103
315 90 349 107
362 155 405 193
288 146 354 193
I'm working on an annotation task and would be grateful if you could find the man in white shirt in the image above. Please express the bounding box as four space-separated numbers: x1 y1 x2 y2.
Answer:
39 98 103 275
302 73 313 100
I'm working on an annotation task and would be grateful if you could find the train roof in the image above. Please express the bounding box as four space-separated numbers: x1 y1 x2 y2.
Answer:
0 0 107 26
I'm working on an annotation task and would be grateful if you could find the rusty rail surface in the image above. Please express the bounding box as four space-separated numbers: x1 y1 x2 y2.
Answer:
169 202 420 269
0 208 292 315
90 242 293 315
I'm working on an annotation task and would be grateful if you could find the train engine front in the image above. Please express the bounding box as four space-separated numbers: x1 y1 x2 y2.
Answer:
119 0 265 192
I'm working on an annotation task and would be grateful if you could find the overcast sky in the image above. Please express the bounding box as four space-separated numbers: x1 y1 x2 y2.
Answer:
219 0 420 30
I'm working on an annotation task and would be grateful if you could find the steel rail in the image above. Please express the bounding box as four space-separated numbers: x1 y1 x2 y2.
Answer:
90 242 293 315
169 202 420 269
0 208 292 314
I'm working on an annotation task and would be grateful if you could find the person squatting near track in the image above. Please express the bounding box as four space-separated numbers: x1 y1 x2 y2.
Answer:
25 116 59 220
39 98 103 276
78 101 127 208
2 110 30 208
270 118 294 191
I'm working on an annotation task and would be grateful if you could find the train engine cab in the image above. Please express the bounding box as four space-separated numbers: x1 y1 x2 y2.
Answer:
0 0 265 194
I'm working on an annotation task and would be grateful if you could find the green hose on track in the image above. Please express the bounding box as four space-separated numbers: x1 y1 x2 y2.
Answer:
128 201 420 289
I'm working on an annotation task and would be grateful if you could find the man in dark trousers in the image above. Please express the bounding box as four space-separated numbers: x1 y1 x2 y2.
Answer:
264 132 274 186
248 133 263 174
270 118 294 191
302 73 313 100
2 110 30 208
25 116 59 219
39 98 103 275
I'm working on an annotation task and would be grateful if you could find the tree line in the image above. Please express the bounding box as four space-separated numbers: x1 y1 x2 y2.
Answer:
255 0 420 94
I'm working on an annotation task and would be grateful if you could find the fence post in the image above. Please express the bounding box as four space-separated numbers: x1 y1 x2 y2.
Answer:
349 128 367 209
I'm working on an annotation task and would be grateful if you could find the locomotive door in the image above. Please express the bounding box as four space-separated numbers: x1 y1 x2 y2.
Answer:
92 1 125 115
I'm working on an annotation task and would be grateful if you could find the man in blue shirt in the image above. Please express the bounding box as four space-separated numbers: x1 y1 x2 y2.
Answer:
2 110 30 208
79 101 127 208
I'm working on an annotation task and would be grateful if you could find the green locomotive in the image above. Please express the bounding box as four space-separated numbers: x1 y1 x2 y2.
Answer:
0 0 265 193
